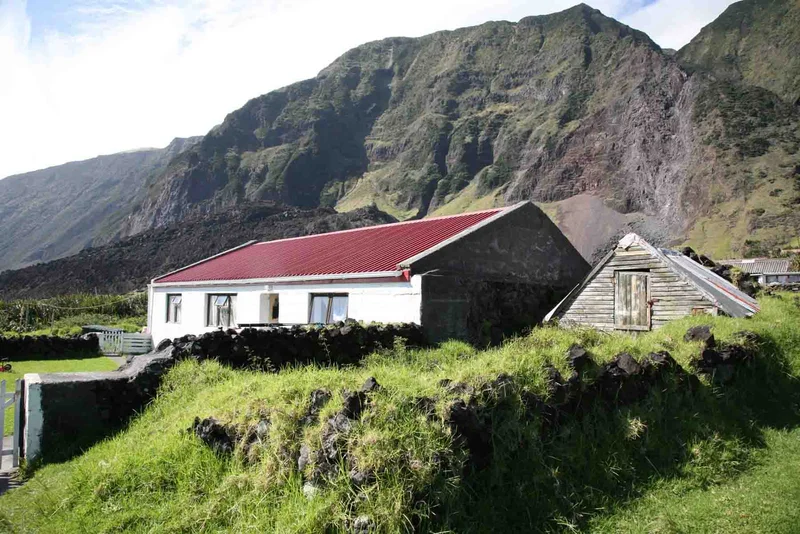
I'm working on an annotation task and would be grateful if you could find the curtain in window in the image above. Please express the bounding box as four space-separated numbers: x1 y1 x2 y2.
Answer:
168 295 182 323
208 295 236 327
310 296 329 323
330 296 348 322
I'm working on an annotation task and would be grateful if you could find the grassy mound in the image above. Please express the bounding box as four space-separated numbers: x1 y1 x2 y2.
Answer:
1 295 799 533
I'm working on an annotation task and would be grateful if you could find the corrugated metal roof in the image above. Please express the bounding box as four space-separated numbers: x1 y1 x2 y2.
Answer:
716 258 791 274
154 207 506 283
658 249 759 318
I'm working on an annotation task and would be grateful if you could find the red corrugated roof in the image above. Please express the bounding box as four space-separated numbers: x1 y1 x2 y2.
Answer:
154 207 505 283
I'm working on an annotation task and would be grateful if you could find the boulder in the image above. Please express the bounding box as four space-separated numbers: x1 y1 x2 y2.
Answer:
684 325 716 348
191 417 238 455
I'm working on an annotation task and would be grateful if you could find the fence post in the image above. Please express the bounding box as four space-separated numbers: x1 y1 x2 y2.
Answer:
12 380 21 468
0 380 5 452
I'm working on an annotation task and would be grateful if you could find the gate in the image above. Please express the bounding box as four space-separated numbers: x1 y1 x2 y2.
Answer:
1 379 22 469
97 331 152 355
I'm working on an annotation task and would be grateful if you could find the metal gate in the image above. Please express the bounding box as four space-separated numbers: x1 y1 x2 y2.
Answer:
1 379 22 469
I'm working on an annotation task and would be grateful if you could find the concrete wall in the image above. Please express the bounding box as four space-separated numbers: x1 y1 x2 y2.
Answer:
23 349 174 463
149 278 422 343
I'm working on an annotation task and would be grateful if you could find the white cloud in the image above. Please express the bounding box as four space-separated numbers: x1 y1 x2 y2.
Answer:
0 0 734 179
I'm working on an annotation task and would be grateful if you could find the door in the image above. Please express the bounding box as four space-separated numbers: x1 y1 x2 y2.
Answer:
615 271 650 330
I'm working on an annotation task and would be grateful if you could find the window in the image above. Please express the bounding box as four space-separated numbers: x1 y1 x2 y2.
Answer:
309 294 348 324
207 294 236 328
166 294 182 323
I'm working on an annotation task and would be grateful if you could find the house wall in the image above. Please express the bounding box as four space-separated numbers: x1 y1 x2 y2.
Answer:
557 244 717 330
148 277 422 343
411 203 589 343
420 274 564 344
409 202 589 286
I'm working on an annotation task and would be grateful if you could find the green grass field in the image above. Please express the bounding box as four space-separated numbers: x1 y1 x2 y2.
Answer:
0 294 798 533
1 358 119 436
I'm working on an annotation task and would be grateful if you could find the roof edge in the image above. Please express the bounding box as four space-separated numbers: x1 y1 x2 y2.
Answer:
151 270 406 287
399 201 529 269
152 240 258 283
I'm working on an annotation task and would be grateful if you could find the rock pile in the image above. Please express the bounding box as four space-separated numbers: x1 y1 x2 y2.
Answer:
161 321 425 370
689 329 761 384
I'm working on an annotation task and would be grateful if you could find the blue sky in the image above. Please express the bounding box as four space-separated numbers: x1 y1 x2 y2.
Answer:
1 0 736 179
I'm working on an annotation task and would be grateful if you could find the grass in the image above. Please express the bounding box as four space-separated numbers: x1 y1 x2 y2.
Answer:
0 295 798 532
1 357 120 436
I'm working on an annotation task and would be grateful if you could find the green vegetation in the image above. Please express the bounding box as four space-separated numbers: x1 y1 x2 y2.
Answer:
1 294 799 532
0 293 147 336
1 357 119 436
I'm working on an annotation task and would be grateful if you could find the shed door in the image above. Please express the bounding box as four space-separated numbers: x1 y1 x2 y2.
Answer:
615 271 650 330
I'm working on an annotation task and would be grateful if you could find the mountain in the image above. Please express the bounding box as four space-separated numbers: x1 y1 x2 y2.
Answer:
2 0 799 284
120 2 799 260
678 0 800 105
0 137 200 272
0 203 395 300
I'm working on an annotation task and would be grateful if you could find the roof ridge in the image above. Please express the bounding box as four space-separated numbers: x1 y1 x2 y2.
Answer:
253 206 507 247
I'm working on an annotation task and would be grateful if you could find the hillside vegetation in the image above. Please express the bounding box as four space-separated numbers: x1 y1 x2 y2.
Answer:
2 294 798 532
0 293 147 336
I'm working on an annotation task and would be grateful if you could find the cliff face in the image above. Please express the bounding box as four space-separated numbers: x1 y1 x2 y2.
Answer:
119 3 798 260
0 137 200 272
678 0 800 105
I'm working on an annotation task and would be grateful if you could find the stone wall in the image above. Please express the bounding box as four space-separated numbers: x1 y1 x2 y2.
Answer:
420 274 564 345
1 334 99 361
22 322 423 463
166 321 426 369
23 348 174 463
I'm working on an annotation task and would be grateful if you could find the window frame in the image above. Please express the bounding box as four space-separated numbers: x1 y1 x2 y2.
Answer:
207 293 237 328
166 293 182 324
308 293 349 324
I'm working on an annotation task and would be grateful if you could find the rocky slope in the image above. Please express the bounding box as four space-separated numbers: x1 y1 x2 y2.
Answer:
0 203 395 300
0 137 200 272
118 1 799 260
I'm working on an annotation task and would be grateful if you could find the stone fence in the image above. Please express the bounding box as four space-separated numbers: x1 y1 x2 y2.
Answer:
22 322 423 463
1 334 99 361
164 321 426 370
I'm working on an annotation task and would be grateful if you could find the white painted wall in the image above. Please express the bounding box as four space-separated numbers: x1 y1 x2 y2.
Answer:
148 276 423 343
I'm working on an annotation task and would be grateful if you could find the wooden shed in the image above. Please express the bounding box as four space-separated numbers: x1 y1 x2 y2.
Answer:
544 234 759 331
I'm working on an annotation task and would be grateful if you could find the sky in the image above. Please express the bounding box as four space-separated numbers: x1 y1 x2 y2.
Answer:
0 0 737 179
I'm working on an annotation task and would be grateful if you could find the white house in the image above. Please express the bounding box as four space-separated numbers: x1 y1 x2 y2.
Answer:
717 258 800 286
147 201 589 344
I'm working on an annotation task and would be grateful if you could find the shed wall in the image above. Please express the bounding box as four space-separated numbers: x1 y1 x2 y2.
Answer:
558 244 717 330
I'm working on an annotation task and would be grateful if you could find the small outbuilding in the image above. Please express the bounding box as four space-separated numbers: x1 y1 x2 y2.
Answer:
147 201 589 344
717 258 800 286
544 233 759 331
